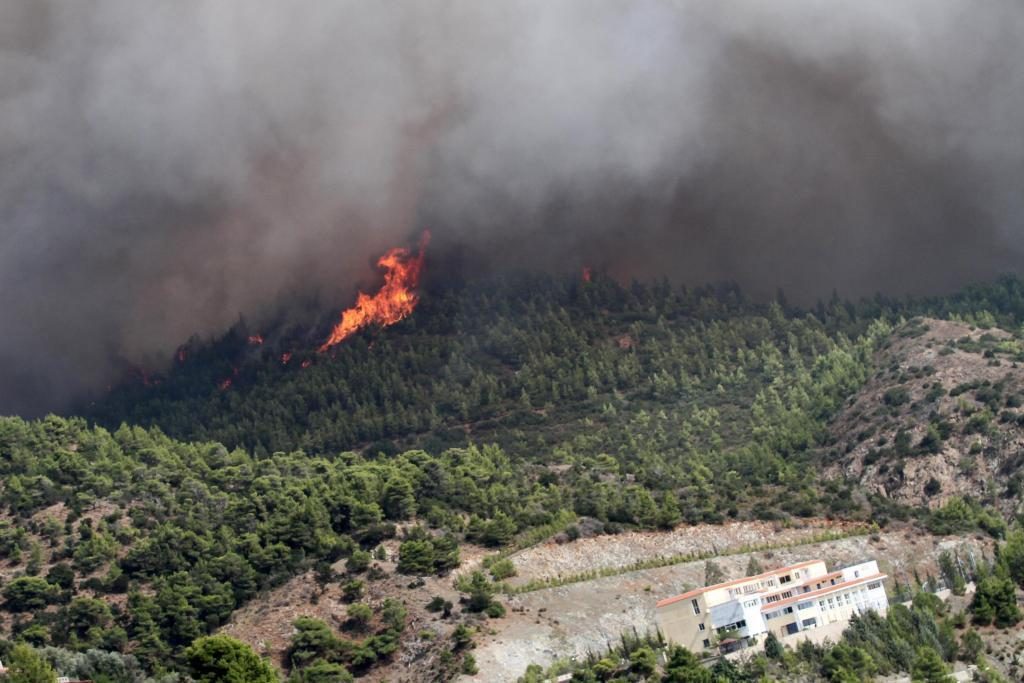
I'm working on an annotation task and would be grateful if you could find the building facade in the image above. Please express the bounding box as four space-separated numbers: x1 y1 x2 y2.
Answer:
655 559 888 653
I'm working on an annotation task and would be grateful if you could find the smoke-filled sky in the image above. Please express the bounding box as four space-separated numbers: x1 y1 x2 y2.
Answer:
2 0 1024 415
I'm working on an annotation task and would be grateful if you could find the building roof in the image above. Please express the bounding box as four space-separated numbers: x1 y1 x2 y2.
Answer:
655 560 823 608
761 572 887 612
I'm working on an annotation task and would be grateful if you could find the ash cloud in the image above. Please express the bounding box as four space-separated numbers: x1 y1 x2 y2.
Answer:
1 1 1023 415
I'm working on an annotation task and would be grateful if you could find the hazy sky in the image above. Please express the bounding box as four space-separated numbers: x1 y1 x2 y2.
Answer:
2 1 1023 414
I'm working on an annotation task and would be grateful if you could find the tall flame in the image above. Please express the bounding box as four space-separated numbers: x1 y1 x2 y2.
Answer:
318 231 430 352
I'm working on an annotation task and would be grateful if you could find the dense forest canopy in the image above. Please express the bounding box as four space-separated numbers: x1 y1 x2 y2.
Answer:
2 273 1024 680
87 272 1024 454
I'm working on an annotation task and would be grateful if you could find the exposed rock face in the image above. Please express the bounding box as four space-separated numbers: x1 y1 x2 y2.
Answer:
824 318 1024 515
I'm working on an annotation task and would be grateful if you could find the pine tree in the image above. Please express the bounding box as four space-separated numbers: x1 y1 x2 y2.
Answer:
396 539 435 575
382 478 416 521
5 643 57 683
185 635 279 683
910 646 953 683
764 632 784 660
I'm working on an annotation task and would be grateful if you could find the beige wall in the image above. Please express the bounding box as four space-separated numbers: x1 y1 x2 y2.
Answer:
655 595 713 653
764 582 888 639
655 560 834 652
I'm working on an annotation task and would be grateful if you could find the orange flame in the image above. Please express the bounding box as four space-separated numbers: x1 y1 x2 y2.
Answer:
319 231 430 352
281 352 293 365
301 359 312 369
248 335 264 345
217 367 239 391
582 266 592 283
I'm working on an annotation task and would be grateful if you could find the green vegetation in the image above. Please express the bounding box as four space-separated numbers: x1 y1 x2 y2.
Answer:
4 642 57 683
285 601 407 681
2 274 1024 676
184 635 278 683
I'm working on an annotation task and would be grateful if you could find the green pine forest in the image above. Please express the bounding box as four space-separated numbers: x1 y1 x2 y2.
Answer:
3 272 1024 681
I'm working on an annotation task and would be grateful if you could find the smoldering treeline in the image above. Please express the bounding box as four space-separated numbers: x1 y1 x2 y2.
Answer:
1 0 1023 415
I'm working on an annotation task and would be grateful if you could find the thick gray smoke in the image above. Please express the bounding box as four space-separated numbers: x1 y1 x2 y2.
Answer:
2 0 1023 415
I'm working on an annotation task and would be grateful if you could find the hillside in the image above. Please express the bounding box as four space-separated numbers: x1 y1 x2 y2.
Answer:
85 274 872 457
3 274 1024 680
824 317 1024 520
84 273 894 524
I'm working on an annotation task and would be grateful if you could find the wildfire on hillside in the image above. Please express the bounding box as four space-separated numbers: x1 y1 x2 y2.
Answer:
130 366 160 387
318 231 430 352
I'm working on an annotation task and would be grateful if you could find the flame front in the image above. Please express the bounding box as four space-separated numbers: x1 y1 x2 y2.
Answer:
319 231 430 352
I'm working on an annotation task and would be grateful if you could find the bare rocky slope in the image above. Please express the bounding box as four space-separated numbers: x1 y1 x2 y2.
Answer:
824 317 1024 516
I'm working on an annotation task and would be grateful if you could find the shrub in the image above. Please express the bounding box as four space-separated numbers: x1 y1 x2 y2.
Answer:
346 550 371 574
883 387 911 406
488 558 517 581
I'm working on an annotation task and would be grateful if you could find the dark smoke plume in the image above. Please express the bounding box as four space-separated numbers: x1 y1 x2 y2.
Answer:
2 1 1024 415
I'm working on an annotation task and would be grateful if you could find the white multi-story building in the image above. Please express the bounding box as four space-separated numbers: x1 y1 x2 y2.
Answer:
655 559 888 653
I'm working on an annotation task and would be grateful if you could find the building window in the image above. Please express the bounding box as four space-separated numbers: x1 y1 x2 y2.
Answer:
780 574 791 584
691 599 701 615
699 623 705 631
867 582 881 590
854 570 860 578
717 620 745 634
797 601 813 611
802 618 817 628
703 639 710 649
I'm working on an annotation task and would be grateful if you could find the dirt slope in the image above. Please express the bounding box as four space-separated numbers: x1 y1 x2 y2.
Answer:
462 526 990 682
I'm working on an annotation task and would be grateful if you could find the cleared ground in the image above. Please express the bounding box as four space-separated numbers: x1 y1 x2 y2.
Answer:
460 524 990 682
